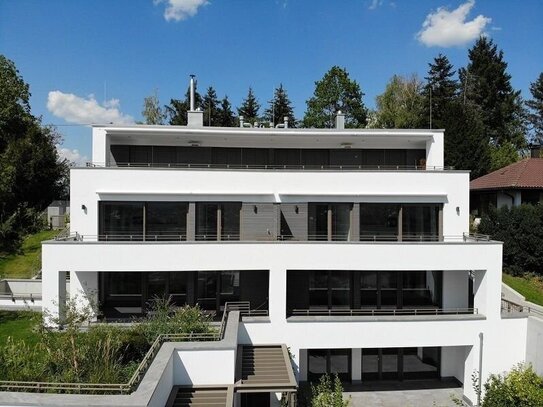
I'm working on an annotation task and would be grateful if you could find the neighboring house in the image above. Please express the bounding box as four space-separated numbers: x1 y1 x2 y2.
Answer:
470 147 543 216
46 200 70 229
36 80 542 406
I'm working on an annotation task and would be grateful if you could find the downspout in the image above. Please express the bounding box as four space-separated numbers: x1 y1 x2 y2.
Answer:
478 332 484 406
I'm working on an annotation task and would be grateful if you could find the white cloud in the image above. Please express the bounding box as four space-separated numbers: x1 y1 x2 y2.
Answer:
47 91 134 125
57 147 88 166
416 0 491 47
154 0 208 22
368 0 383 10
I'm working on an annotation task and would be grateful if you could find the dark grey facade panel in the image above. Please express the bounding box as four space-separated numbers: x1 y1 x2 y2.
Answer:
240 203 277 241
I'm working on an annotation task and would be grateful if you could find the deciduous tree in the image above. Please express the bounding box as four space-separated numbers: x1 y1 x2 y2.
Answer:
303 66 367 128
141 89 165 125
373 74 426 129
0 55 68 252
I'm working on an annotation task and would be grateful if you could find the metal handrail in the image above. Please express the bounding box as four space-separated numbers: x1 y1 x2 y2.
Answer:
0 292 41 302
0 301 254 395
501 298 543 318
54 233 492 243
85 162 456 171
290 307 478 316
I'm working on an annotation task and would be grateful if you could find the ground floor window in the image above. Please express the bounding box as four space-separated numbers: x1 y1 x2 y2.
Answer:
308 349 351 382
362 347 440 381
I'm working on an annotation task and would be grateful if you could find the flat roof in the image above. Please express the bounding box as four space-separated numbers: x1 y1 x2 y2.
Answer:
97 125 442 150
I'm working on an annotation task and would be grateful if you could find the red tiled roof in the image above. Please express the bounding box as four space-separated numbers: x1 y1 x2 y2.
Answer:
470 158 543 190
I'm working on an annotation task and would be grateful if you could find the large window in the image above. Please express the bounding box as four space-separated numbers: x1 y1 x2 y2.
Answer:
110 145 426 169
402 204 440 241
360 271 440 309
99 201 187 241
196 202 241 241
100 202 144 240
309 271 351 309
360 204 399 241
196 271 241 313
146 202 187 240
308 349 351 382
309 203 352 241
360 203 441 241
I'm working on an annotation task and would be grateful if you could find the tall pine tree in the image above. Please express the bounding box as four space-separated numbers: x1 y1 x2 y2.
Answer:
202 86 221 127
526 72 543 145
459 36 525 149
424 54 459 129
237 87 261 125
264 84 296 127
217 95 236 127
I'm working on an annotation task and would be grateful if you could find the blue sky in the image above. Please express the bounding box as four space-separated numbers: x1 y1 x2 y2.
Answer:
1 0 542 163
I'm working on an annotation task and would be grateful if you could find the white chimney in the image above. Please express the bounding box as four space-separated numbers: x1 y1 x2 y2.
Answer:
187 74 203 128
284 116 289 128
336 111 345 130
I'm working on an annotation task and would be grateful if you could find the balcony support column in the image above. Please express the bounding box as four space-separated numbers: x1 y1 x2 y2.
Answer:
352 348 362 383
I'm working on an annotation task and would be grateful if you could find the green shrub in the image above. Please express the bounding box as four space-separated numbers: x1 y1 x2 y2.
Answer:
482 364 543 407
310 374 350 407
0 300 214 386
479 204 543 276
135 297 214 344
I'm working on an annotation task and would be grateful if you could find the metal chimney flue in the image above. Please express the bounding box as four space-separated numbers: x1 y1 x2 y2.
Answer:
187 74 203 128
189 74 196 112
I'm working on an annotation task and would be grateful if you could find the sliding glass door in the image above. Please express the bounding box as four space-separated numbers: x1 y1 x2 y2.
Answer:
362 347 440 381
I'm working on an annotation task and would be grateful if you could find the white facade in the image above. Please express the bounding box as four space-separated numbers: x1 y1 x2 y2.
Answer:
41 121 535 405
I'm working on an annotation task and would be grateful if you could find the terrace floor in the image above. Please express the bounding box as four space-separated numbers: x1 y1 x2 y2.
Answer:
344 380 464 407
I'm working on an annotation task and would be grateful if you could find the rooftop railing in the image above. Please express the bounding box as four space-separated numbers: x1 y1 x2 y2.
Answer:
290 307 478 317
84 162 456 171
53 232 492 243
0 301 253 395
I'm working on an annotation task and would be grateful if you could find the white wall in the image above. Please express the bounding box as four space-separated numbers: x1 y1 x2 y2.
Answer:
69 167 469 239
442 271 469 310
526 317 543 376
441 346 468 382
173 349 235 385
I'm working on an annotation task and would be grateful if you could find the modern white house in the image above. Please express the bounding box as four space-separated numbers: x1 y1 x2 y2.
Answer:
34 80 543 407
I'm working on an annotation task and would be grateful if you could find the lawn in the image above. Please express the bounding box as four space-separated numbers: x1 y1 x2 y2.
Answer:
0 310 41 346
503 273 543 307
0 229 58 279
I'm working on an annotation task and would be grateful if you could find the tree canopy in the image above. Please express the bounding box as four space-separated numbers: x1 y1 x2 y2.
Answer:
0 55 68 252
303 66 367 128
373 74 426 129
165 86 202 126
141 89 165 125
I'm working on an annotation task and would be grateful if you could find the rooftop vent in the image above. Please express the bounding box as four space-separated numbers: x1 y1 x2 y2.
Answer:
336 111 345 130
